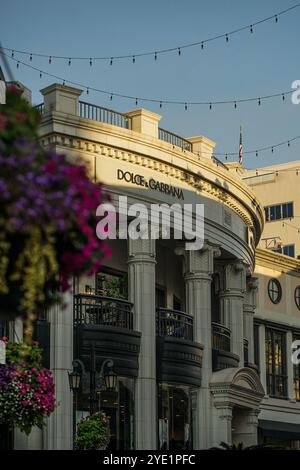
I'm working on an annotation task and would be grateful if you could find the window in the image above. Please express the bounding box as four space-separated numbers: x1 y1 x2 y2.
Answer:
293 334 300 401
95 269 128 299
265 328 287 398
273 244 295 258
264 202 294 222
254 324 260 372
268 279 282 304
295 287 300 310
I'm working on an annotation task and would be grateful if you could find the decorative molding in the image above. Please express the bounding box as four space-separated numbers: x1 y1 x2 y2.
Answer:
39 131 262 234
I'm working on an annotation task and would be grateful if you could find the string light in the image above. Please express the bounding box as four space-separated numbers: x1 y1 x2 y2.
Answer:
155 52 157 61
30 54 32 62
234 101 237 109
6 52 295 110
110 57 113 66
49 56 52 64
68 58 71 66
3 3 298 65
132 55 135 64
39 71 42 78
110 94 113 101
185 103 187 111
86 87 89 95
90 58 92 66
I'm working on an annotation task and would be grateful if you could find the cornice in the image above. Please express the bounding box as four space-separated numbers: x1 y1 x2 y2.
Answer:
39 124 262 240
255 248 300 274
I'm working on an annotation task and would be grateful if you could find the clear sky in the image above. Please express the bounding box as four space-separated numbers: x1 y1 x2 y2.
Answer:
1 0 299 169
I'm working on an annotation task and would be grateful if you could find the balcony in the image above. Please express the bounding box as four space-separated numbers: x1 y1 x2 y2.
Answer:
212 322 239 371
74 293 133 329
156 308 203 387
74 294 141 378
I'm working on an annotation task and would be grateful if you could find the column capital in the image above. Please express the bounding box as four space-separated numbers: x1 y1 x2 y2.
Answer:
175 241 221 277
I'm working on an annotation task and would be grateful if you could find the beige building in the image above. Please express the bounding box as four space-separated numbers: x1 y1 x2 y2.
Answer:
243 161 300 258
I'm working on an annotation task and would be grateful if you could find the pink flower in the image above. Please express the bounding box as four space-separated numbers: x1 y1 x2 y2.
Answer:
0 114 7 130
15 112 26 123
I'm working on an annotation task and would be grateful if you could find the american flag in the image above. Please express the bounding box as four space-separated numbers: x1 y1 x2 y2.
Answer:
239 125 243 165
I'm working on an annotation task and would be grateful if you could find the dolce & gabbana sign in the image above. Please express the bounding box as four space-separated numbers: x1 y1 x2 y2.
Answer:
117 169 184 200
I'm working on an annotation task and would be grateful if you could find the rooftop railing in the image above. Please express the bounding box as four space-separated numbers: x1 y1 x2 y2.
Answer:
79 101 131 129
156 308 193 341
158 128 192 152
74 293 134 330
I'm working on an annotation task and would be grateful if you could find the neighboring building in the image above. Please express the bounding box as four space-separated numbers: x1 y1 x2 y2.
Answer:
253 248 300 447
243 162 300 259
3 83 300 450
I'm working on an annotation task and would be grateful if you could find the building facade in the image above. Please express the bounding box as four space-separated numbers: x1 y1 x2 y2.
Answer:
6 83 300 450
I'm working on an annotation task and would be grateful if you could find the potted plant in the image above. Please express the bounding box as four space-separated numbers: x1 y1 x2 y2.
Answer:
0 85 110 329
0 338 55 435
75 412 110 450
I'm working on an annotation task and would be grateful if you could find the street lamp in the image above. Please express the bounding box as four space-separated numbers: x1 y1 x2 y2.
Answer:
104 368 117 391
68 370 81 392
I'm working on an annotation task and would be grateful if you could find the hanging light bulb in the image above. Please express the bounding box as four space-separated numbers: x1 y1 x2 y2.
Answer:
68 58 71 66
209 103 212 110
288 141 290 147
282 94 285 101
40 71 42 78
90 58 92 66
185 103 187 111
110 94 113 101
271 147 274 153
234 101 237 109
30 54 32 62
135 98 138 106
256 151 258 157
86 88 89 95
201 42 204 50
178 48 181 55
49 56 52 64
250 25 253 33
16 61 19 68
110 57 113 66
11 50 14 58
154 52 157 61
226 34 229 42
275 15 278 23
225 154 228 160
132 55 135 64
63 80 65 86
159 101 162 108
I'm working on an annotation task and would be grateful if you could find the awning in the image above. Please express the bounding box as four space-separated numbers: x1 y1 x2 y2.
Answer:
259 420 300 440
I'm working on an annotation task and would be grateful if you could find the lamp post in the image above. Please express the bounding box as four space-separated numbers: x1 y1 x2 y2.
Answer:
68 349 117 443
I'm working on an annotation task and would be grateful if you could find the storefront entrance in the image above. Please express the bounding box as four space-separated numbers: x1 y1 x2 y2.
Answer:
158 384 192 450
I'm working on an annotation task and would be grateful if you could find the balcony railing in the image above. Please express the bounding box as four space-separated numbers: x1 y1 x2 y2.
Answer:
158 128 192 152
35 103 45 114
156 308 193 341
212 322 231 352
74 293 133 330
79 101 131 129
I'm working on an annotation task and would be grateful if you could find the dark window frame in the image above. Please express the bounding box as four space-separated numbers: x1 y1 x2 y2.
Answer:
295 286 300 310
268 278 282 304
264 201 294 223
265 328 287 399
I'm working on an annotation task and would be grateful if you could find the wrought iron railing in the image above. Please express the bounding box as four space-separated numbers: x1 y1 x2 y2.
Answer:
156 308 193 341
158 128 192 152
243 338 249 365
35 103 45 114
79 101 131 129
212 322 231 352
74 293 134 330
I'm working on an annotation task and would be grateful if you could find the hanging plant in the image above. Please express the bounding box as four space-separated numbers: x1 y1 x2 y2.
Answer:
75 412 110 450
0 85 110 329
0 339 55 435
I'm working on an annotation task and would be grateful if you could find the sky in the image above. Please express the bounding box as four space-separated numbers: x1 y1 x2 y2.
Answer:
1 0 300 169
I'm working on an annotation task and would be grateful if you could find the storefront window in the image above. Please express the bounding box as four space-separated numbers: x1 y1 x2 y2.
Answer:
158 384 192 450
77 376 135 450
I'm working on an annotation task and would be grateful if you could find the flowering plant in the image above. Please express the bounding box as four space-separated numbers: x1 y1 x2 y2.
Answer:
75 412 110 450
0 85 110 324
0 339 55 435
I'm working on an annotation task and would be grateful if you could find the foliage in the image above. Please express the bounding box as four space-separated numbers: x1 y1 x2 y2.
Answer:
0 338 55 435
75 412 110 450
0 84 110 322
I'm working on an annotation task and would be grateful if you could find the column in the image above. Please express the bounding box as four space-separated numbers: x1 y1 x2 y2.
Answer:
45 290 73 449
219 261 246 365
258 324 267 392
243 277 258 365
213 405 233 447
182 244 221 449
286 330 294 400
232 409 259 447
128 238 157 449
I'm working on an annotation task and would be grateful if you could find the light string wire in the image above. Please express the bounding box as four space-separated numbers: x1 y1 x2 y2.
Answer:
2 3 300 63
2 51 296 110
